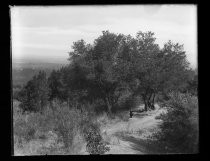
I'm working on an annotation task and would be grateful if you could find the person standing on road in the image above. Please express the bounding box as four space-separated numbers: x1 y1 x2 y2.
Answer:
130 110 133 118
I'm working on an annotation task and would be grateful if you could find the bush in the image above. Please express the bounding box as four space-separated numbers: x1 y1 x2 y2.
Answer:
14 101 83 154
153 92 198 153
13 98 109 155
50 102 110 154
18 71 49 113
52 105 80 149
83 123 110 154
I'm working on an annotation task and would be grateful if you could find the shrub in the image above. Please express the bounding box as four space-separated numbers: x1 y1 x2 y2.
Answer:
14 102 79 153
44 104 79 151
83 123 110 154
49 102 110 154
153 92 198 153
47 102 105 154
13 98 109 155
18 71 49 113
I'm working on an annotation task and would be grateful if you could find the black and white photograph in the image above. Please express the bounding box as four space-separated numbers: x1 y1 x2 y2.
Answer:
11 5 198 155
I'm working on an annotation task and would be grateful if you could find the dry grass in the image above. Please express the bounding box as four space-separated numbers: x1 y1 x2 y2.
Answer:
13 100 99 155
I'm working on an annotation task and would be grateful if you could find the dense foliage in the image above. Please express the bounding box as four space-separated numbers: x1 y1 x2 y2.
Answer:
45 31 192 114
17 71 49 112
16 30 195 114
154 92 198 153
83 123 110 154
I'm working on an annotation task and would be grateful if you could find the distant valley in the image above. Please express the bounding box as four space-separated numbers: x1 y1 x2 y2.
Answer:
12 58 68 70
12 59 68 87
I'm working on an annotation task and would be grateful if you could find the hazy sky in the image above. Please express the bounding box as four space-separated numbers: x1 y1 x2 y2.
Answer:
11 5 197 68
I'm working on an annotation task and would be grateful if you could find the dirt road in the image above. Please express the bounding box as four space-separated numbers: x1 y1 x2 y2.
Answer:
102 104 167 154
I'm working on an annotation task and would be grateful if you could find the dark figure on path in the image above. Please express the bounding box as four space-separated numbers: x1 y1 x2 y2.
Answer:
130 110 133 118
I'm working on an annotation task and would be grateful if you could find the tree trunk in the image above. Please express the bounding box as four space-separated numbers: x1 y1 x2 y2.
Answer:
105 97 112 115
147 92 153 110
151 93 155 110
143 95 148 111
144 101 148 111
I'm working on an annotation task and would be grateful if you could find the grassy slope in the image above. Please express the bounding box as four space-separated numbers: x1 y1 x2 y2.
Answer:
13 99 167 155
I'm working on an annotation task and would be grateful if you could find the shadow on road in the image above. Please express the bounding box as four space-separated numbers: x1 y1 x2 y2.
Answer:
133 113 149 118
116 134 166 154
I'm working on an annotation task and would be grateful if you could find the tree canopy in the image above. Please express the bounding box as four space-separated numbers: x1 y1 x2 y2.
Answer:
17 30 194 114
18 71 49 112
62 30 191 113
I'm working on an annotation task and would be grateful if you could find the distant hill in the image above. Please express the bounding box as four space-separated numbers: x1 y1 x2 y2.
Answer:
12 60 67 70
12 59 68 87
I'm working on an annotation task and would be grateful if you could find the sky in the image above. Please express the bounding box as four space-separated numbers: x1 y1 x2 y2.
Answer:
11 5 197 68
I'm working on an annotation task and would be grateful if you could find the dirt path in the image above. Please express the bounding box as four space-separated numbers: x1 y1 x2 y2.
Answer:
102 104 167 154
